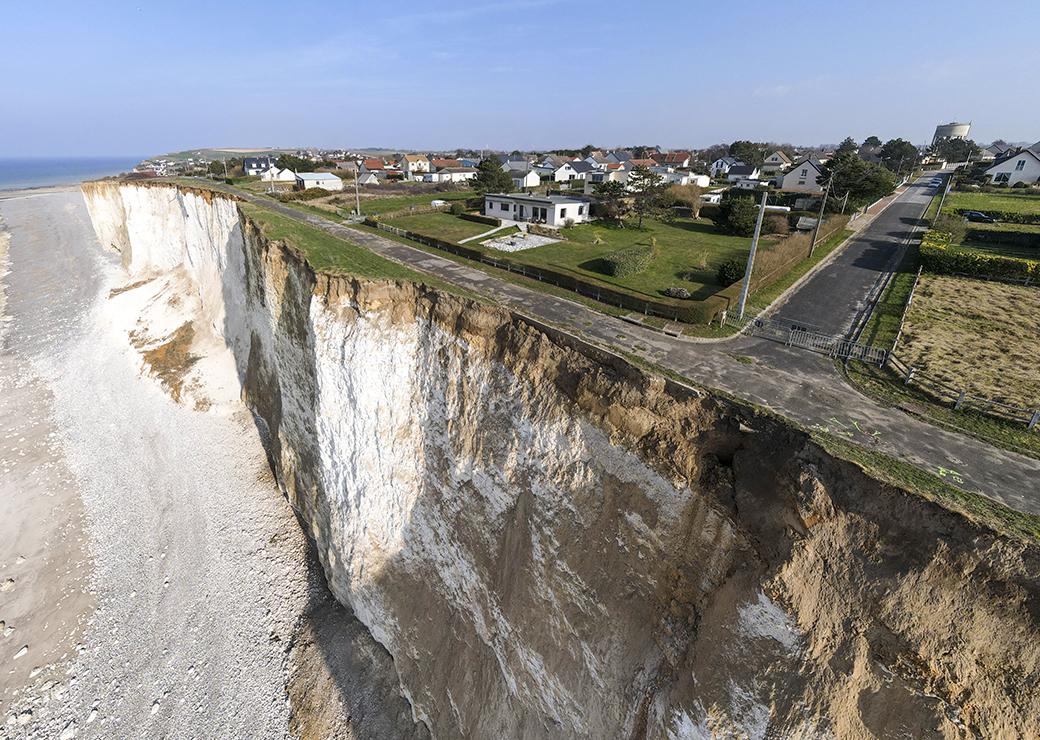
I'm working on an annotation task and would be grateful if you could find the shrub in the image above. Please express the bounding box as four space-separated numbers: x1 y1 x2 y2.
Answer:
716 258 746 287
919 229 1039 280
1012 181 1028 189
449 201 467 215
719 196 759 236
763 214 790 235
601 244 655 277
663 286 692 299
563 218 575 228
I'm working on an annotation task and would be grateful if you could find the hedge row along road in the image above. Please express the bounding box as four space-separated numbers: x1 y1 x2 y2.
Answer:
218 177 1040 520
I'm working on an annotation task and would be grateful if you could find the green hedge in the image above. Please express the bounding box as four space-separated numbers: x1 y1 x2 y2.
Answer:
459 213 500 226
963 227 1040 248
601 245 655 277
953 208 1040 225
920 230 1040 280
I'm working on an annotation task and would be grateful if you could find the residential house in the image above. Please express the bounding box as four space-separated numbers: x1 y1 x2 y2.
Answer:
760 150 793 175
710 156 741 178
260 167 297 182
399 154 430 179
583 154 611 167
652 151 692 168
429 158 461 170
511 170 541 189
606 150 633 163
360 158 386 174
567 160 597 179
984 148 1040 186
458 158 480 168
626 158 658 169
700 191 723 205
551 161 582 182
243 156 277 176
726 164 760 183
500 159 532 173
778 158 826 193
295 172 344 191
484 193 592 227
333 160 358 173
582 164 629 193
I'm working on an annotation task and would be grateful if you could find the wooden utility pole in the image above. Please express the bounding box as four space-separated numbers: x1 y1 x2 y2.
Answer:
808 175 832 257
354 158 362 216
736 188 769 320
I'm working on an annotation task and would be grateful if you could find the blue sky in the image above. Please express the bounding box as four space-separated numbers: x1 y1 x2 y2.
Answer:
2 0 1038 156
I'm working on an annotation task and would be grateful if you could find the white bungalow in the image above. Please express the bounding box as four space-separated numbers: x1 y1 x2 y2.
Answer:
511 170 541 189
484 193 592 227
260 167 297 182
295 172 344 191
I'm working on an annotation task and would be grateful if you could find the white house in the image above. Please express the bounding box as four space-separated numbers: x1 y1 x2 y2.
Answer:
484 193 592 227
551 162 582 182
243 156 277 176
710 156 741 178
511 170 541 189
296 172 344 191
399 154 430 179
726 164 760 183
260 167 296 182
760 150 793 174
653 151 692 168
778 158 826 193
700 191 723 205
984 149 1040 186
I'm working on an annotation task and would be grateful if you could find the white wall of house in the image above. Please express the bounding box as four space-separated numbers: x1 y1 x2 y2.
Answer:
512 171 540 188
553 163 581 182
778 163 824 193
261 167 297 182
985 152 1040 186
484 195 591 227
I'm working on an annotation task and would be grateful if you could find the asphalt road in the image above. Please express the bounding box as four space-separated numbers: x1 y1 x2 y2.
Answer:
769 176 941 337
224 181 1040 516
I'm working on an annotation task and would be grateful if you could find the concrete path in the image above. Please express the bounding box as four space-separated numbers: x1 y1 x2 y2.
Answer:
223 183 1040 516
458 222 511 244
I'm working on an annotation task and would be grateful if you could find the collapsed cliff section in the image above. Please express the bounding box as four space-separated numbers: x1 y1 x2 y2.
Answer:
83 180 1040 739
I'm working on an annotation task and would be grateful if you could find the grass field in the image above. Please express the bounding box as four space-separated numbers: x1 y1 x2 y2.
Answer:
385 213 497 242
942 190 1040 215
898 274 1040 408
359 190 474 215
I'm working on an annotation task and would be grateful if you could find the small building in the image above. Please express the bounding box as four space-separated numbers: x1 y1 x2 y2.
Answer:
429 158 461 170
511 170 541 189
357 172 384 186
984 149 1040 186
760 150 793 174
778 158 826 193
360 158 386 174
296 172 344 191
726 164 760 183
700 191 723 205
424 166 478 183
484 193 592 227
606 150 633 163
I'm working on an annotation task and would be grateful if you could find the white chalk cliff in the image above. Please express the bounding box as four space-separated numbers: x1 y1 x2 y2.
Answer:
83 181 1040 739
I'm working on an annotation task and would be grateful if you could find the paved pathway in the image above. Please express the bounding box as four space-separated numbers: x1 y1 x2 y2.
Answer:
224 183 1040 516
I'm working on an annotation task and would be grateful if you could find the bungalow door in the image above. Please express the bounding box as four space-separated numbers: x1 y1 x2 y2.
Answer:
518 205 526 219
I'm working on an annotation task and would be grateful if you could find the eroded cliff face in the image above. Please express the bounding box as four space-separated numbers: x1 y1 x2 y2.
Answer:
82 181 1040 739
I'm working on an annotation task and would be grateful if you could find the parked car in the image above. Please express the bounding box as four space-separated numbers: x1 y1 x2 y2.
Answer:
963 210 996 223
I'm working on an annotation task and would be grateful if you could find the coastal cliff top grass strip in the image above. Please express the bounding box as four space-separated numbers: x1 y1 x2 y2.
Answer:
239 202 486 304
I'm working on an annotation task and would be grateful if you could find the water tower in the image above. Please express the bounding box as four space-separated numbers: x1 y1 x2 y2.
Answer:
931 121 971 146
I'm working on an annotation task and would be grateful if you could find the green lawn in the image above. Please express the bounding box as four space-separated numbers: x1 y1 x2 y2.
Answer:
508 218 761 299
359 190 474 215
385 212 498 242
942 190 1040 216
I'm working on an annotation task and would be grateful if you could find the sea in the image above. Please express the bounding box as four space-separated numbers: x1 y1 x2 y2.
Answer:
0 156 143 191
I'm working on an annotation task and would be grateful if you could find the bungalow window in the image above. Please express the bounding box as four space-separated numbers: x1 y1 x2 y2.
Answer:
560 208 567 218
1016 160 1026 171
578 205 584 215
800 169 807 177
500 202 509 211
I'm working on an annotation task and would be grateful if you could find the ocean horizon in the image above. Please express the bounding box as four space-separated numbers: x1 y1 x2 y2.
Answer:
0 156 143 191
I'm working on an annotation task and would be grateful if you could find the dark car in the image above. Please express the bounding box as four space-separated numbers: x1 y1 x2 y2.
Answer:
963 210 996 223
